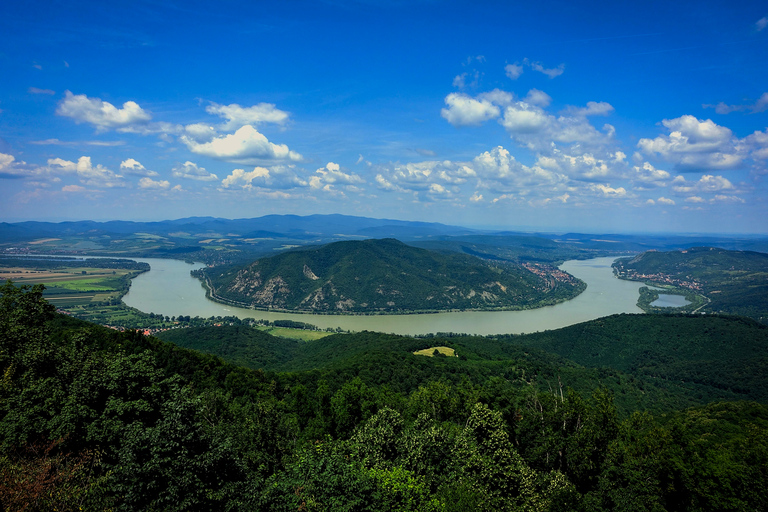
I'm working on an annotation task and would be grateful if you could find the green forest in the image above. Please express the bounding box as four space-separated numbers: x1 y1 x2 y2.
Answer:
2 281 767 511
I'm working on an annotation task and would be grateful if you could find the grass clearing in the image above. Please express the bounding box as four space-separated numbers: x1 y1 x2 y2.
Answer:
413 346 457 357
260 327 333 341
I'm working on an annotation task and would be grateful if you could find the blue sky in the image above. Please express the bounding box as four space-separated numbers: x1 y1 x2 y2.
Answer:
1 0 767 234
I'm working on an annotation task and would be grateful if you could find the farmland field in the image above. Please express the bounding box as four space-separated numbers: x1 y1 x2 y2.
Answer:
0 257 148 309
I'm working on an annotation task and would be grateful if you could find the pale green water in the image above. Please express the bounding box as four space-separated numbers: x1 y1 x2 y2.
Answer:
122 256 645 335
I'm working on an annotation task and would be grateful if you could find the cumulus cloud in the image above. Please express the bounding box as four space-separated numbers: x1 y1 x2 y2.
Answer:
638 115 742 171
171 161 218 181
657 197 675 205
441 93 500 126
589 183 627 198
138 177 170 189
373 159 473 200
309 162 365 193
631 162 671 187
56 91 151 131
744 129 768 160
499 100 614 152
704 92 768 114
47 156 126 188
221 165 307 190
120 158 159 177
0 153 41 179
672 174 735 195
181 125 302 165
474 146 566 192
62 184 86 193
205 102 290 130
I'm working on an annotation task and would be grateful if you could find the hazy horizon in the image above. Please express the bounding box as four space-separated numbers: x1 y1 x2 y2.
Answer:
2 1 767 234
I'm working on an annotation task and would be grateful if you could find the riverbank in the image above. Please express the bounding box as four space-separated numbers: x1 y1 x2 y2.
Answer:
122 256 647 336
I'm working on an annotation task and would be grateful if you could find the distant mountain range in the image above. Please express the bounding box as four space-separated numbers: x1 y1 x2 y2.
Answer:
2 214 767 265
197 238 585 313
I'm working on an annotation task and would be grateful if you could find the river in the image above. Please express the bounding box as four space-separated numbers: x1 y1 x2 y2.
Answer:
121 256 645 336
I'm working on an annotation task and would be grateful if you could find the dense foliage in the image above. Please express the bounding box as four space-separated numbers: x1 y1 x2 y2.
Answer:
2 282 768 510
199 238 584 313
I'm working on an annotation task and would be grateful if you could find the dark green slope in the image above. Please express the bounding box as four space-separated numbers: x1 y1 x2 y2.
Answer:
613 247 768 321
201 238 584 313
504 313 768 402
155 313 768 414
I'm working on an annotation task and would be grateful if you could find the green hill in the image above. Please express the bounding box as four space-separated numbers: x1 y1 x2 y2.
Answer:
613 247 768 321
197 238 585 313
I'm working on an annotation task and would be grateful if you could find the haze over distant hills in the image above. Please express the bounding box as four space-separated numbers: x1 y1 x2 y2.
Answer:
3 214 767 266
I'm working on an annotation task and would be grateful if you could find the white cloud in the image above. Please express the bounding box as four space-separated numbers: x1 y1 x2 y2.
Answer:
711 194 745 203
181 125 302 165
685 196 706 203
310 162 365 193
590 184 627 197
505 63 523 80
62 184 86 193
638 115 742 171
756 16 768 31
474 146 566 192
441 93 500 126
744 129 768 160
206 102 289 131
221 165 307 190
56 91 151 131
672 174 735 194
0 153 41 179
657 197 675 205
631 162 671 187
171 161 218 181
120 158 159 177
138 177 170 189
47 156 126 188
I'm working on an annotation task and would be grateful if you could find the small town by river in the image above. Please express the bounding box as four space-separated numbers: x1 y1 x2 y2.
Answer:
122 256 645 336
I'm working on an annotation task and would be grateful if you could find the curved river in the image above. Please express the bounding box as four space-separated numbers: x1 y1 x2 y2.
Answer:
122 256 644 336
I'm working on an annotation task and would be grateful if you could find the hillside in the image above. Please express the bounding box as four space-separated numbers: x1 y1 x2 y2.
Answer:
3 283 768 510
613 247 768 321
195 238 585 313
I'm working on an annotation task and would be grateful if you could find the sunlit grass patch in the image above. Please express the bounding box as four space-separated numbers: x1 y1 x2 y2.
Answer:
262 327 333 341
413 346 456 357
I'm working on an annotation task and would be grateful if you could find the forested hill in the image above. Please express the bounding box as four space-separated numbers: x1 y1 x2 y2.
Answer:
613 247 768 321
197 238 584 313
2 282 768 510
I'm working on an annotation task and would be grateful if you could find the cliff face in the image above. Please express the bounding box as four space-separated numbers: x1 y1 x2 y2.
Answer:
204 238 581 313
